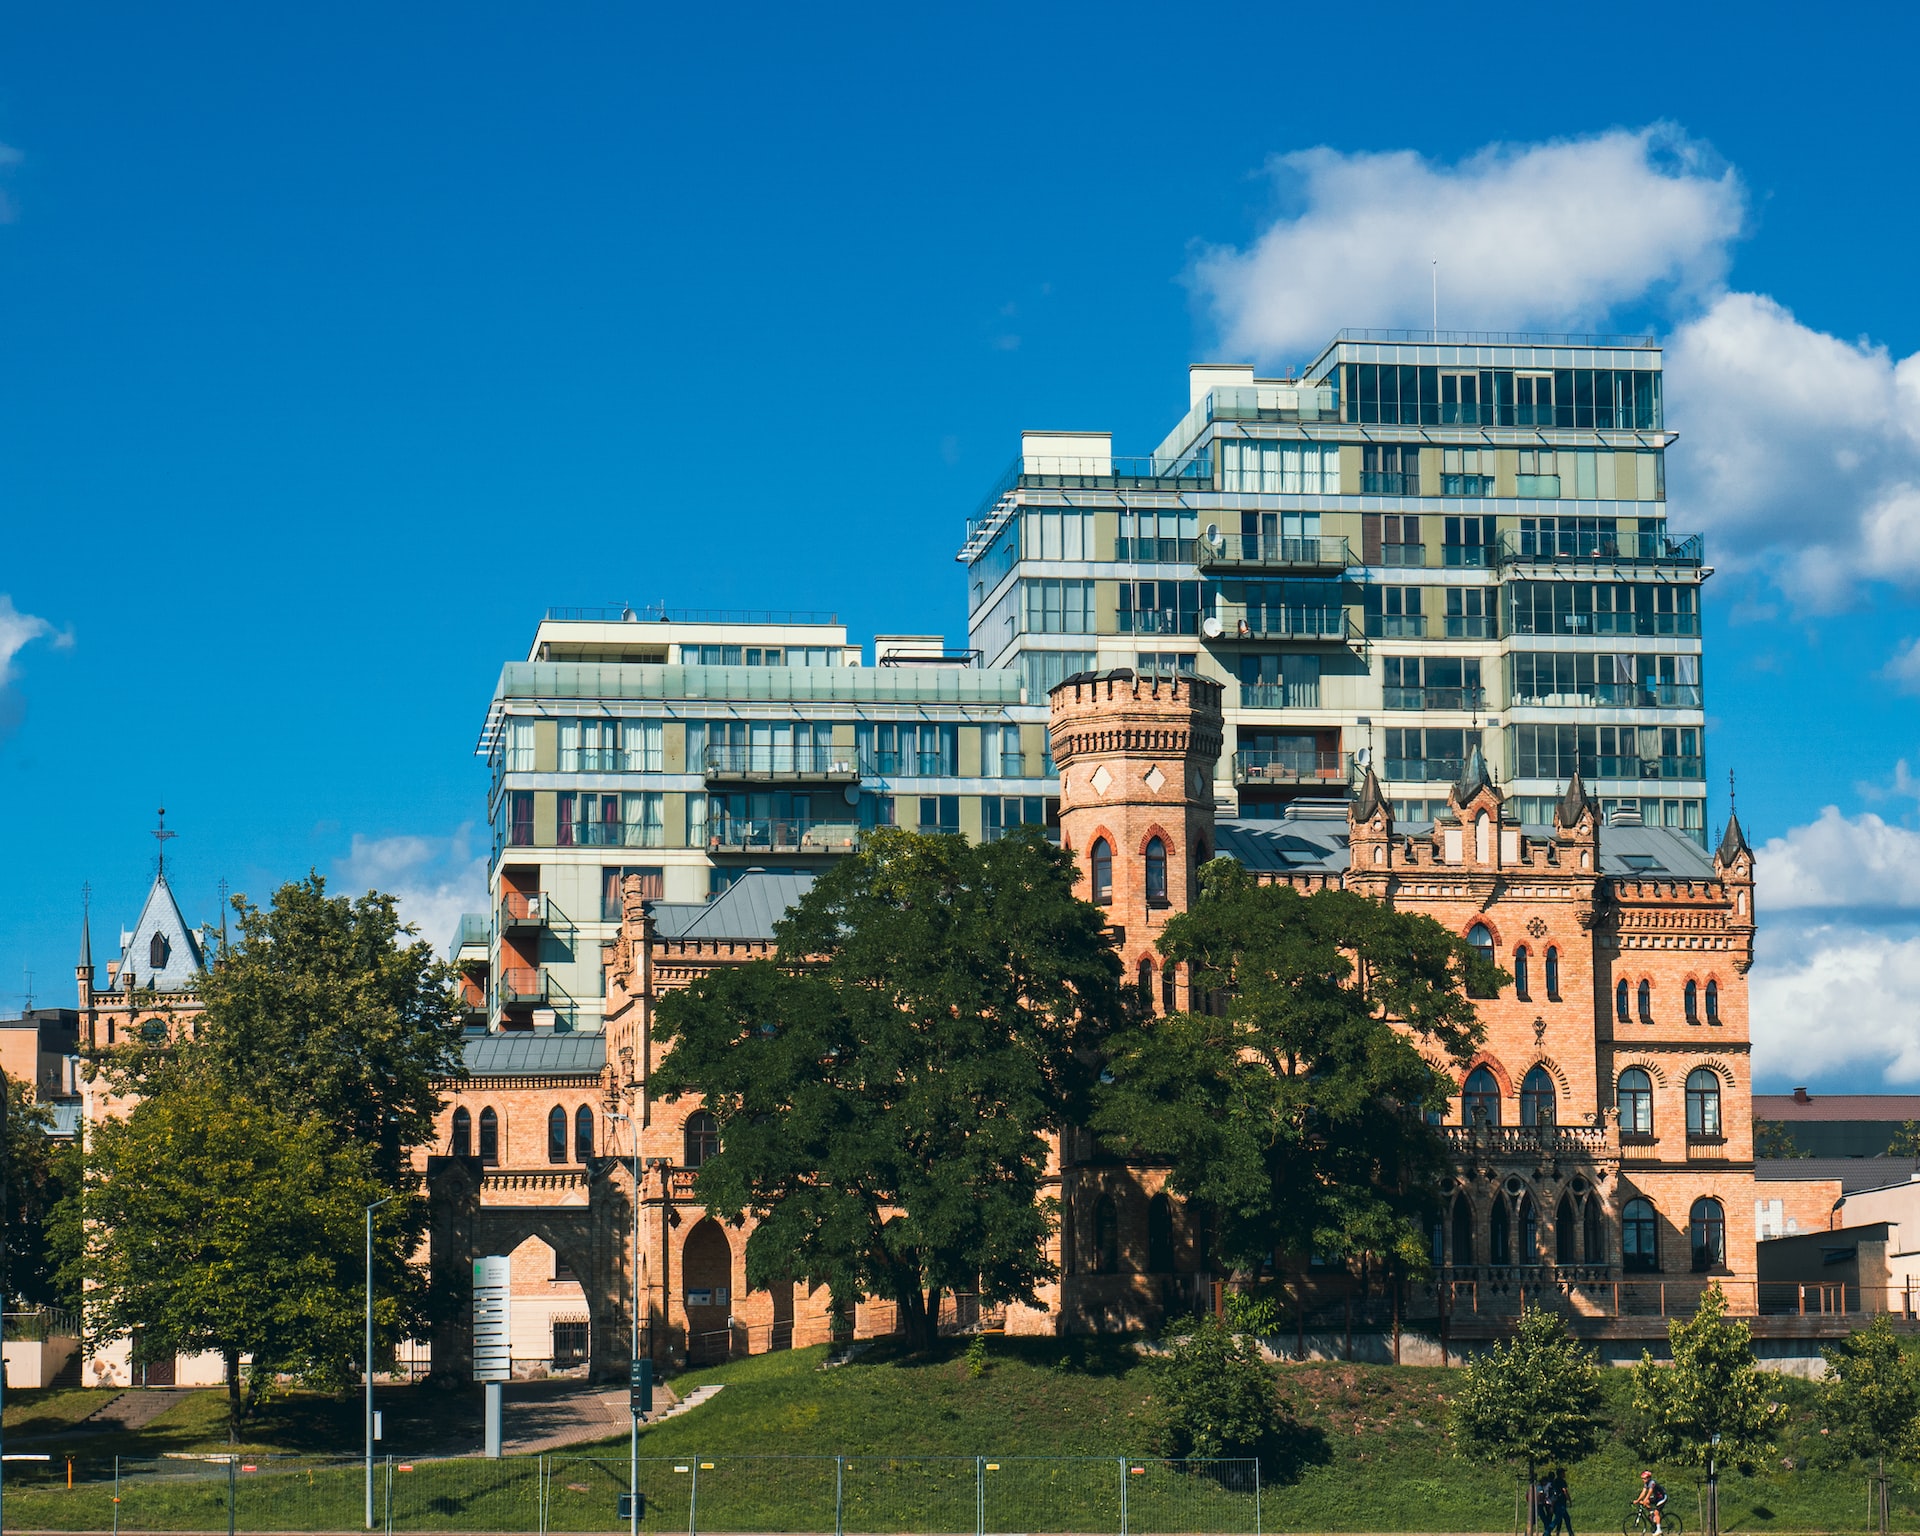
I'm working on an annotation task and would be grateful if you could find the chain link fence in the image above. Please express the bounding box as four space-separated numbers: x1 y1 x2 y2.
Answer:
0 1451 1260 1534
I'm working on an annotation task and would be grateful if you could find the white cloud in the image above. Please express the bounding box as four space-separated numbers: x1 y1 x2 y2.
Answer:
1751 924 1920 1085
1884 639 1920 694
0 594 57 740
1193 126 1744 363
337 825 487 958
1664 293 1920 606
1755 805 1920 911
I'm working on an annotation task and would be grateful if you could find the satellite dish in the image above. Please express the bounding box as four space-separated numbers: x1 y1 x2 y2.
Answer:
843 783 861 807
1201 616 1224 639
1205 524 1225 550
1356 747 1373 768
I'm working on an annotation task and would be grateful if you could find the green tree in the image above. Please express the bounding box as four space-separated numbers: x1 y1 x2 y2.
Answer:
81 1080 419 1441
1149 1313 1284 1461
1451 1307 1606 1534
1632 1286 1778 1535
0 1073 67 1306
1819 1315 1920 1534
1753 1120 1809 1159
1885 1122 1920 1159
1090 861 1492 1275
653 828 1126 1350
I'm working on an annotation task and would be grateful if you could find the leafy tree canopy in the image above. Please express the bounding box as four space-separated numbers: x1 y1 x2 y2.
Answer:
1452 1306 1606 1483
1150 1313 1285 1462
1090 861 1493 1273
1819 1315 1920 1470
1753 1120 1810 1159
1631 1286 1778 1474
81 1078 421 1440
653 828 1128 1349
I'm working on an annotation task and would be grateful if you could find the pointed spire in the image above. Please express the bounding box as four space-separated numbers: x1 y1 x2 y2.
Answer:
1452 743 1495 805
1352 764 1386 822
1717 809 1751 864
1555 770 1597 830
78 885 92 974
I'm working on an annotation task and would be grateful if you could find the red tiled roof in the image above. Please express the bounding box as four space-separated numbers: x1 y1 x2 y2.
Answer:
1754 1094 1920 1122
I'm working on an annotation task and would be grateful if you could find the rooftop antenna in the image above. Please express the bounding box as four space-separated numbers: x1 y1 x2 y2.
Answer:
1728 767 1737 817
20 970 32 1011
152 807 177 878
216 877 230 951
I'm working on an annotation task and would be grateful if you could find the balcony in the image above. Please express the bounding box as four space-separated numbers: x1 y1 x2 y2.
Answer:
1240 684 1321 710
1215 605 1357 643
1592 755 1705 782
1516 474 1562 498
1364 615 1426 639
562 821 664 848
702 745 860 783
1511 611 1703 639
1232 750 1351 789
499 892 551 932
1443 616 1496 639
861 751 958 778
1442 545 1496 568
1379 543 1426 568
499 967 549 1007
1442 1124 1612 1158
1196 533 1352 574
1441 474 1494 496
1500 530 1705 568
1385 757 1466 783
1512 682 1703 710
706 818 861 853
1384 686 1482 712
1361 471 1415 495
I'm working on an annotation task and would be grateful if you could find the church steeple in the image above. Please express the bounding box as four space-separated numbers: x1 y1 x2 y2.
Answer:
76 884 95 1008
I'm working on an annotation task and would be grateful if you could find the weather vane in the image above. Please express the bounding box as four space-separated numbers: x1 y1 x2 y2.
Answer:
153 807 177 876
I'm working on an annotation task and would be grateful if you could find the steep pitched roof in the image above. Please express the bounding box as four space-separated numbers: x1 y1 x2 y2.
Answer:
1555 770 1597 830
1451 744 1496 805
1717 809 1752 863
117 874 205 993
1351 765 1387 822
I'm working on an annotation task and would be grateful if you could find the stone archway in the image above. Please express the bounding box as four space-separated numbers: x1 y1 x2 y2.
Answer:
681 1218 733 1360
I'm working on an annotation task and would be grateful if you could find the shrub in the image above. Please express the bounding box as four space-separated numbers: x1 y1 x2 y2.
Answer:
1149 1314 1282 1460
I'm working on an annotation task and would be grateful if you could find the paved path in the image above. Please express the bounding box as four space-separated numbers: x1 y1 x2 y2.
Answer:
502 1380 723 1455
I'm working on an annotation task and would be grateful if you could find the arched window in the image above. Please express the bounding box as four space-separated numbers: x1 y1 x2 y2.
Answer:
1137 957 1154 999
1144 837 1168 906
1583 1195 1604 1264
1466 924 1496 997
1617 1068 1653 1136
1161 961 1176 1014
1686 1068 1722 1137
1685 980 1700 1025
1514 946 1531 1002
1518 1194 1539 1266
149 932 170 970
478 1107 499 1166
684 1110 720 1169
1451 1196 1474 1265
1556 1195 1578 1264
1623 1197 1658 1272
1520 1066 1556 1128
1491 1199 1511 1266
1147 1193 1175 1273
1092 1195 1120 1274
548 1106 568 1164
1545 947 1561 1002
1090 839 1113 905
575 1104 594 1161
1462 1065 1501 1127
1690 1197 1726 1272
1616 979 1631 1024
1706 980 1721 1026
1637 979 1654 1024
452 1106 471 1158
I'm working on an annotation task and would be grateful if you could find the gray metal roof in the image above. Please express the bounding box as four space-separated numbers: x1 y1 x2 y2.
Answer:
650 873 817 943
46 1102 82 1140
462 1033 606 1076
116 875 207 993
1756 1157 1918 1193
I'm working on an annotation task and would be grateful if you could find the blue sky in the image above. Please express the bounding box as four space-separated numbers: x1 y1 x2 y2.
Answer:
4 1 1919 1089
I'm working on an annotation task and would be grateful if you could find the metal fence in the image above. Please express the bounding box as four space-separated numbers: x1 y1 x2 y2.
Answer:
0 1452 1260 1534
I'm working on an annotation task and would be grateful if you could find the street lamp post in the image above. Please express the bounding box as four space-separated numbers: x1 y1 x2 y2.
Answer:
364 1196 395 1532
607 1113 641 1536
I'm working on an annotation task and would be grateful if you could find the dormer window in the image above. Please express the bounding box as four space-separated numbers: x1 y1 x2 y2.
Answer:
149 932 170 970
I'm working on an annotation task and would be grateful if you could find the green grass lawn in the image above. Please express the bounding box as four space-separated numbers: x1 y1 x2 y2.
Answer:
3 1341 1918 1531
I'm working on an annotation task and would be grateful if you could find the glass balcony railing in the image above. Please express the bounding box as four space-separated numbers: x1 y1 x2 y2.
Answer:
1442 545 1496 568
1516 474 1562 498
499 892 550 929
860 750 957 777
560 821 664 848
1591 755 1706 781
1384 757 1466 783
1379 543 1426 567
1441 474 1495 496
1217 606 1356 642
1119 609 1198 636
1501 530 1705 566
1515 611 1703 638
499 967 549 1006
705 818 861 852
1512 682 1703 710
703 745 860 779
1196 534 1352 573
1240 683 1322 710
1383 687 1482 712
1361 472 1416 495
1233 750 1351 788
1444 616 1496 639
1365 615 1427 638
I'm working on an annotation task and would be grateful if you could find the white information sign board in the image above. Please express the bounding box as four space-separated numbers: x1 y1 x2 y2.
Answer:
472 1255 511 1383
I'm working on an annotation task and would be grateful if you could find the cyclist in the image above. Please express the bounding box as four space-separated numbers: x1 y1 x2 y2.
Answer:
1635 1470 1668 1535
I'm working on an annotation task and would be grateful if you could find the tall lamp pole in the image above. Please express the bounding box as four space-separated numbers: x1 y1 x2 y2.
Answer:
607 1113 642 1536
364 1195 395 1532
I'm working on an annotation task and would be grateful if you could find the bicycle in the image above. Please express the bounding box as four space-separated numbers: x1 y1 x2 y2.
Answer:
1623 1502 1682 1536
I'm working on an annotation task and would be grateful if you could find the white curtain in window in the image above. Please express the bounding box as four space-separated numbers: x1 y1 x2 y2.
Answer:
509 718 537 772
559 718 582 772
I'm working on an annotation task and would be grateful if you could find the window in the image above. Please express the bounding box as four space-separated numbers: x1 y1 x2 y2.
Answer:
1118 580 1203 636
917 795 961 837
1616 979 1631 1024
982 796 1048 842
1090 839 1113 905
1686 1068 1722 1137
509 792 535 847
1092 1195 1120 1274
1518 1194 1539 1266
1442 514 1496 567
1520 1066 1556 1128
1347 363 1662 432
1022 578 1097 634
683 1110 720 1169
1238 651 1321 709
1506 580 1701 639
1583 1193 1604 1264
1462 1065 1501 1127
1137 957 1154 998
1145 837 1169 905
1513 946 1531 1002
601 867 664 923
1361 443 1419 495
1218 439 1338 493
1020 649 1094 698
1690 1197 1726 1271
1516 448 1561 499
1623 1198 1659 1272
1116 509 1199 564
478 1107 499 1166
1451 1197 1474 1264
1444 587 1492 638
1515 372 1555 426
1020 508 1096 561
1466 924 1495 996
1491 1198 1511 1265
1441 446 1493 496
552 1321 590 1367
575 1105 594 1161
1685 980 1700 1025
548 1107 568 1164
1556 1195 1578 1265
981 724 1023 777
1381 655 1481 712
1147 1193 1175 1273
1637 980 1653 1024
507 718 537 771
1706 979 1721 1025
1136 651 1198 676
149 932 170 970
452 1106 471 1158
1363 585 1424 638
1161 960 1176 1013
1617 1069 1653 1136
1545 947 1561 1002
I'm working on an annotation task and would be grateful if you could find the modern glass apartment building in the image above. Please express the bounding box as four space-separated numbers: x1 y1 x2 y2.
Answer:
962 330 1706 840
474 610 1057 1031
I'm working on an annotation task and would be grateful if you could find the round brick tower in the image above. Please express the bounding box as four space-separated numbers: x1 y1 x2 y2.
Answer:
1048 669 1224 997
